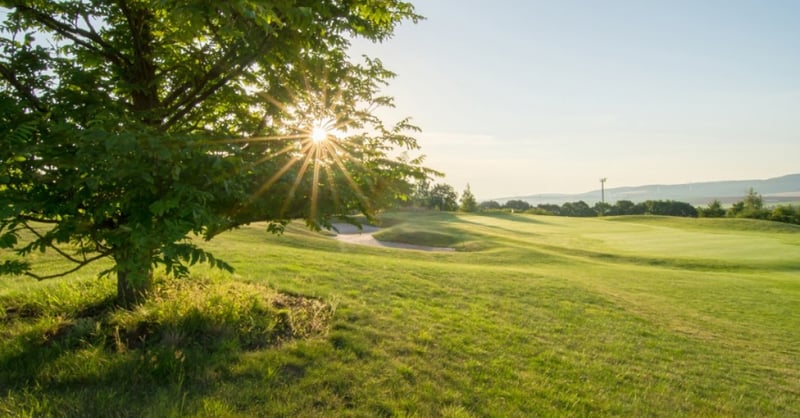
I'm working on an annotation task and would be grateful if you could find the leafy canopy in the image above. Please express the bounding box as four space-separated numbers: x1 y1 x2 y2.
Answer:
0 0 429 302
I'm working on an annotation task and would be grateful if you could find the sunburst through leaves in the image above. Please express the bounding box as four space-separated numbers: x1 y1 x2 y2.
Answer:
225 60 426 230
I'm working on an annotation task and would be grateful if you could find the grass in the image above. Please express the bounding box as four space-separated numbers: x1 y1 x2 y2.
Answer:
1 211 799 416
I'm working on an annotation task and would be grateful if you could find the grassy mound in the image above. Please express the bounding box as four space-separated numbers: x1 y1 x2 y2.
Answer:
2 276 334 351
107 278 333 352
373 228 460 247
0 275 333 393
372 210 489 250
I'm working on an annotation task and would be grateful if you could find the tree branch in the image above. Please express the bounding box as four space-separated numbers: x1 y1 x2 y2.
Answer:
23 250 111 281
161 45 239 111
162 64 247 130
158 18 220 109
160 11 268 130
0 62 48 113
13 4 129 68
80 12 100 39
21 222 84 265
18 220 112 280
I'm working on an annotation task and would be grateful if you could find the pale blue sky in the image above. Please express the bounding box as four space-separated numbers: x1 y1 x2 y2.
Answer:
350 0 800 199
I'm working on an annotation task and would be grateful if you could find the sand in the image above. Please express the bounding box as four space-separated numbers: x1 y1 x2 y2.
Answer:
330 223 455 252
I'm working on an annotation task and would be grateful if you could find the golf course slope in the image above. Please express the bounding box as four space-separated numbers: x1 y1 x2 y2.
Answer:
1 211 798 416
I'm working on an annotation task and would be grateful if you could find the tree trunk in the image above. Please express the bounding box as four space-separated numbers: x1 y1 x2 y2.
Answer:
115 246 154 309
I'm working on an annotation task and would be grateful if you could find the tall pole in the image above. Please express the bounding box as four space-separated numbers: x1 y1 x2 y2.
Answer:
600 177 607 204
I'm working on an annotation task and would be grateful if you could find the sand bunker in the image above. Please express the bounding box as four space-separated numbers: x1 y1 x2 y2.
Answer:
331 224 455 252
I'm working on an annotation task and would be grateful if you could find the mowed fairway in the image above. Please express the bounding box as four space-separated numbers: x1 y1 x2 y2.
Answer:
2 212 799 416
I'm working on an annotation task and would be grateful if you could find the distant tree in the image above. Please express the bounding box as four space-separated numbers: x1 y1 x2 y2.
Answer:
409 179 432 208
459 184 478 213
593 202 612 216
607 200 636 216
698 199 726 218
560 201 595 217
429 183 458 211
727 201 746 217
723 189 800 225
504 200 531 212
670 201 699 217
743 188 764 211
631 202 648 215
479 200 501 210
535 204 561 216
728 188 769 219
769 205 800 225
642 200 697 217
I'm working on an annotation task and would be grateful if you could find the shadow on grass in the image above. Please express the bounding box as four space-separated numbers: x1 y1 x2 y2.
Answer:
0 278 334 417
0 332 239 417
606 215 800 234
534 242 798 273
477 211 556 225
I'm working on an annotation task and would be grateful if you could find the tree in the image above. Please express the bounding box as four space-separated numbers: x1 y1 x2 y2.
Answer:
459 184 478 212
642 200 697 217
728 188 768 219
727 201 746 217
0 1 428 307
560 201 594 217
478 200 501 210
535 204 561 216
698 199 725 218
409 179 432 208
769 205 799 225
428 183 458 211
607 200 637 216
503 200 530 212
593 202 611 216
743 188 764 211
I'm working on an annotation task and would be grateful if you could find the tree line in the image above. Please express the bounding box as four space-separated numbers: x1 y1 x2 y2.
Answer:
405 181 477 212
405 182 800 226
480 199 699 218
697 188 800 225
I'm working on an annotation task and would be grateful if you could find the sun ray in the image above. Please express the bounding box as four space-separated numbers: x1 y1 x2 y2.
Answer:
219 133 308 144
279 145 317 216
252 141 314 198
321 151 344 217
252 139 309 166
325 141 373 212
238 58 415 225
309 144 323 222
251 157 299 199
256 91 290 112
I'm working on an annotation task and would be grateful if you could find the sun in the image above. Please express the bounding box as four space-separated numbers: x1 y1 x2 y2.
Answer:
310 119 337 144
241 87 362 226
309 119 345 144
311 125 328 143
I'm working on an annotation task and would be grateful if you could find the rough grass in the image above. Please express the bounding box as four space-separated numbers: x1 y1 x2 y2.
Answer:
0 274 334 417
1 212 799 416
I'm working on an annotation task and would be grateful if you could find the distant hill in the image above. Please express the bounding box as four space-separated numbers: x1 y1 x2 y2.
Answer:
496 174 800 206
